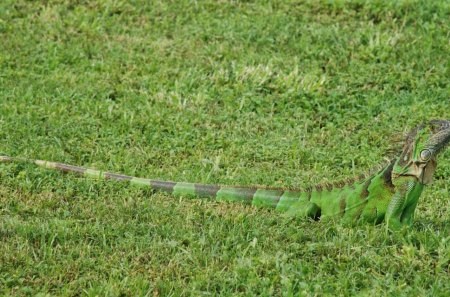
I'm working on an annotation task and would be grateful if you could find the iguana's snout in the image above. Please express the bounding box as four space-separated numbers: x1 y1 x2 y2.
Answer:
392 120 450 185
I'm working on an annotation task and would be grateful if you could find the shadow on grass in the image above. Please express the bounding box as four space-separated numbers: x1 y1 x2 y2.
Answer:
414 219 450 232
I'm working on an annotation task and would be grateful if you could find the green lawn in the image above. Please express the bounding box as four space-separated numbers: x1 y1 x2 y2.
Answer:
1 0 449 295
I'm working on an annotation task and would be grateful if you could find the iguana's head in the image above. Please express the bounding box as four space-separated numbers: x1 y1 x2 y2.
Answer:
392 120 450 185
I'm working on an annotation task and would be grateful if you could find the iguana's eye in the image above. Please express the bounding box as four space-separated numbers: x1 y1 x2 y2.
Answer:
420 149 432 161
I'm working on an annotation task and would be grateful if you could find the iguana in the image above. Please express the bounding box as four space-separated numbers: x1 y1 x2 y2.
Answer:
1 120 449 229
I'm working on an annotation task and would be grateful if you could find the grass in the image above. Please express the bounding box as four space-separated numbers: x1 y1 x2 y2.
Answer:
0 0 449 295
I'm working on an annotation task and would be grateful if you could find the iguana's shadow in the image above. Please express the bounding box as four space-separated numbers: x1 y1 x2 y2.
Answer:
414 219 450 232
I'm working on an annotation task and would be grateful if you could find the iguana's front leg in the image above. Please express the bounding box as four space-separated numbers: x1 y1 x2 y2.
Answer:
386 180 417 230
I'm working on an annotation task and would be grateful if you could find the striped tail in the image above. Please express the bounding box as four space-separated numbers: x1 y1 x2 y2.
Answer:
0 156 300 209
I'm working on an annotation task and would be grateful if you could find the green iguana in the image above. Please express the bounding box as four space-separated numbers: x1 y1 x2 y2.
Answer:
1 120 449 229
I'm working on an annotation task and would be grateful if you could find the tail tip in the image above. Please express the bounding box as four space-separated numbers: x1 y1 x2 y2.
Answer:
0 156 12 162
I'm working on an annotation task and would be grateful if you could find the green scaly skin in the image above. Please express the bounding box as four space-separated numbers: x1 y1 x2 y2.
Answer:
1 120 449 230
